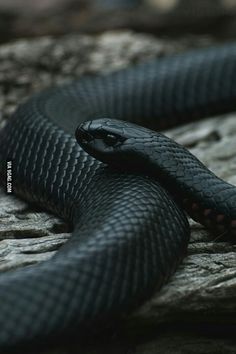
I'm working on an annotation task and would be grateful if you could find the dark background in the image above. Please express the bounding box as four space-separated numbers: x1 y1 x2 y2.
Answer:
1 0 236 43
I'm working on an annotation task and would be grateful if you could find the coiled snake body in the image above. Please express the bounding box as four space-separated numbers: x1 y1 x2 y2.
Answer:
0 42 236 347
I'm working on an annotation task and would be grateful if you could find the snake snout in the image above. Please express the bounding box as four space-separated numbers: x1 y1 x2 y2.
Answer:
76 119 133 166
75 123 94 145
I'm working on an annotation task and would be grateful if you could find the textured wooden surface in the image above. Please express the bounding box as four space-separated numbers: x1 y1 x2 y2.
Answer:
0 32 235 353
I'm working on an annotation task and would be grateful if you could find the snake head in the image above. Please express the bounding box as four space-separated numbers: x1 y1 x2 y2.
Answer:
76 118 151 165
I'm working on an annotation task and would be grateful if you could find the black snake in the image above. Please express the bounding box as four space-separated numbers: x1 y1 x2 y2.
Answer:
0 42 236 348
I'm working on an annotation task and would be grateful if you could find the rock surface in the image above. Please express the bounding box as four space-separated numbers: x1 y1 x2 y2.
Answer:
0 32 235 353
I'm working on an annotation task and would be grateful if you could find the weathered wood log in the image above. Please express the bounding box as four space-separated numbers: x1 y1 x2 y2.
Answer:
0 32 235 353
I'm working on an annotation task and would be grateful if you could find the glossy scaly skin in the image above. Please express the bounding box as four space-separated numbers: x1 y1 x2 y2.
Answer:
77 119 236 240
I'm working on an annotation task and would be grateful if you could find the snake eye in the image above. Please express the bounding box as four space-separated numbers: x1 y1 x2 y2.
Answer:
103 133 119 146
